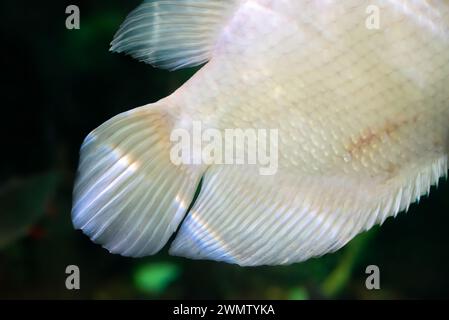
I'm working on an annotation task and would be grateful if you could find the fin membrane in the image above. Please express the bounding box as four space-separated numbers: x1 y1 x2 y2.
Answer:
110 0 238 70
72 104 204 257
170 159 448 266
73 109 447 264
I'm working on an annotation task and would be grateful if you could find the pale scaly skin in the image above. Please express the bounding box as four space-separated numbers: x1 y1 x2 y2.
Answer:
72 0 449 266
167 1 449 265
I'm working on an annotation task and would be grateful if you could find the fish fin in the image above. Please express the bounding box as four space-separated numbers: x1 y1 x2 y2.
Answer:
170 158 448 266
110 0 238 70
72 104 204 257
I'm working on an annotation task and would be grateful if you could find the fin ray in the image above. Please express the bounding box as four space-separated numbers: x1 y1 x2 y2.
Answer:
72 104 205 257
170 158 447 266
110 0 238 70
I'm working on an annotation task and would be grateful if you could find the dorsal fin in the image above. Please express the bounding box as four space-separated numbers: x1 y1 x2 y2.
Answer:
110 0 239 70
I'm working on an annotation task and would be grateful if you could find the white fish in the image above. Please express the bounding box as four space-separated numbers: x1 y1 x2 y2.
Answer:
72 0 449 266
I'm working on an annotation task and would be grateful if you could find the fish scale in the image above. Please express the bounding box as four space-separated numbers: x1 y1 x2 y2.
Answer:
72 0 449 265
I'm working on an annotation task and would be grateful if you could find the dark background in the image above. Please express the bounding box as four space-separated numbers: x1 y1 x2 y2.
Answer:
0 1 448 299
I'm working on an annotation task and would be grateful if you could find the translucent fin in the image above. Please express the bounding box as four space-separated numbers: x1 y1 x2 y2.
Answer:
170 158 448 266
110 0 238 70
72 104 204 257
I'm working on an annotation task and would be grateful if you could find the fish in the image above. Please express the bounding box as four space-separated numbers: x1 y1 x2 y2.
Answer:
72 0 449 266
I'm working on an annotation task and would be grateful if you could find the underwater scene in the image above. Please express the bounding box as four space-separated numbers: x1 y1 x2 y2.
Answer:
1 0 449 300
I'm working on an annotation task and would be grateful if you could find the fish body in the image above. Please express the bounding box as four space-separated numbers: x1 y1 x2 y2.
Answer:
72 0 449 266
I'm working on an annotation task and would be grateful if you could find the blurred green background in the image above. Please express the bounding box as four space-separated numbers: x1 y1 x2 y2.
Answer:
0 1 448 299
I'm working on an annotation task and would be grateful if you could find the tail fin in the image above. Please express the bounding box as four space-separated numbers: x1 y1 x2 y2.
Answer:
73 0 238 258
72 103 204 257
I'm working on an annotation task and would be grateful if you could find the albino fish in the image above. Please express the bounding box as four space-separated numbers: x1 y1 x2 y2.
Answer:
72 0 449 266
